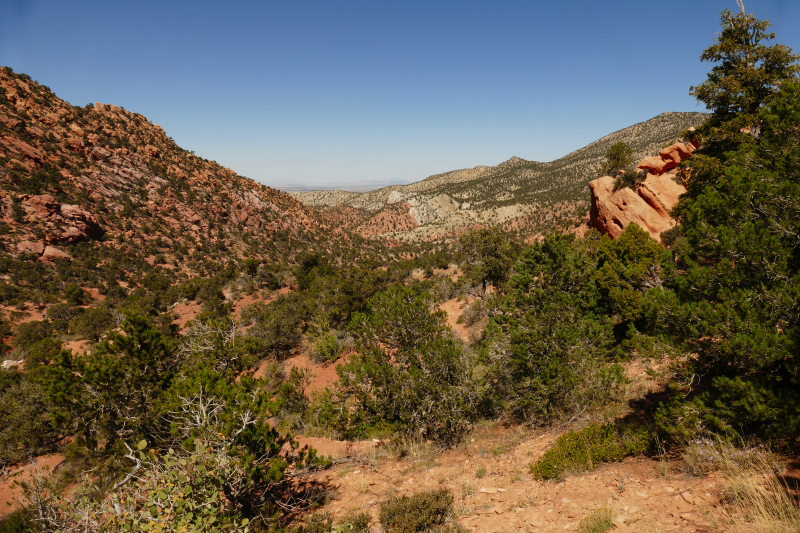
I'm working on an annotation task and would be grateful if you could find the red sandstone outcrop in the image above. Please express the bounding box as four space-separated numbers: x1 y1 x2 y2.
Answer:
590 140 697 240
17 241 45 255
144 144 160 158
21 194 103 244
40 246 72 264
636 156 670 175
590 174 684 240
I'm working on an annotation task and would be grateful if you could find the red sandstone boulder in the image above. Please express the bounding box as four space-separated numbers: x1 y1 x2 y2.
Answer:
59 204 103 242
40 246 72 264
20 196 102 243
637 156 669 175
589 173 686 241
68 136 85 150
638 173 686 219
589 177 672 239
17 240 45 255
1 137 45 160
90 146 111 160
660 142 693 163
589 141 700 240
23 194 60 218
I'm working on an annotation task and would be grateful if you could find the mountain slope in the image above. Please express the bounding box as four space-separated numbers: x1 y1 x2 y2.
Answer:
0 67 362 270
294 112 707 241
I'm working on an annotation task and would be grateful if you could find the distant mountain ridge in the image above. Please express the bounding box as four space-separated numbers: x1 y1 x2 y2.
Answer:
294 111 707 241
276 178 413 194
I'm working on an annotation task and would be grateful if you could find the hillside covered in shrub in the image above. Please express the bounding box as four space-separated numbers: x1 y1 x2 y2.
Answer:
1 5 800 532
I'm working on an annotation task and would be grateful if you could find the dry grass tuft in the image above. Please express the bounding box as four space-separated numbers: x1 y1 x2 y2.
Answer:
385 435 438 461
682 437 800 532
578 507 614 533
722 453 800 533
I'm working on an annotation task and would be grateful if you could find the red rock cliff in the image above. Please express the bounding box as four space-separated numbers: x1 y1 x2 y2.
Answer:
589 140 698 241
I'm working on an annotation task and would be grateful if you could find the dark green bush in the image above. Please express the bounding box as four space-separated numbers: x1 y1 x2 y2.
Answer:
530 421 655 480
613 169 647 191
343 511 372 533
64 283 88 306
598 142 634 177
595 223 665 323
0 281 20 303
483 232 623 424
335 286 479 443
70 306 114 341
12 320 52 351
0 508 37 533
0 368 59 465
23 338 62 371
659 225 682 248
379 488 462 533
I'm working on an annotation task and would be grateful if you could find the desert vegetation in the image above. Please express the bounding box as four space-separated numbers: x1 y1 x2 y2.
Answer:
0 5 799 533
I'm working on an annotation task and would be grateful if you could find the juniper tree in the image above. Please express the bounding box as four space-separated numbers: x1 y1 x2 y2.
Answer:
690 4 799 152
597 142 633 177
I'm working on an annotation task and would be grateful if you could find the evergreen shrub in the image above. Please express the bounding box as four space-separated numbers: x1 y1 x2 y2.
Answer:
530 422 655 480
379 488 463 533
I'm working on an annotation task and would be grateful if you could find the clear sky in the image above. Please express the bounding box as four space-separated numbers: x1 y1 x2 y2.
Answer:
1 1 798 187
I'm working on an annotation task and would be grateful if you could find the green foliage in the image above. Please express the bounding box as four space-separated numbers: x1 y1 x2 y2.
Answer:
63 283 88 306
289 513 332 533
659 225 682 248
613 168 647 191
379 488 462 533
69 306 114 341
459 227 519 295
661 81 800 442
23 338 62 371
12 320 51 351
309 329 350 363
39 314 176 450
598 141 634 177
244 295 306 359
530 422 655 480
296 252 335 291
241 257 260 276
343 511 372 533
178 319 258 377
484 233 623 423
81 447 254 532
334 286 479 443
0 281 20 303
0 368 59 465
41 385 324 532
595 224 665 323
690 8 799 153
0 509 37 533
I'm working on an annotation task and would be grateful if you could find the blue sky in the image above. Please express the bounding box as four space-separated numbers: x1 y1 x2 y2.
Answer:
1 1 798 187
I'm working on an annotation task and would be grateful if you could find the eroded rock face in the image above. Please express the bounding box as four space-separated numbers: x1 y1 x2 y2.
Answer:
589 140 696 240
590 177 672 239
638 173 686 219
408 194 460 225
21 195 103 244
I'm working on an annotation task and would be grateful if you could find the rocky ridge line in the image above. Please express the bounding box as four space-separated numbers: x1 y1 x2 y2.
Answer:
293 112 707 242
